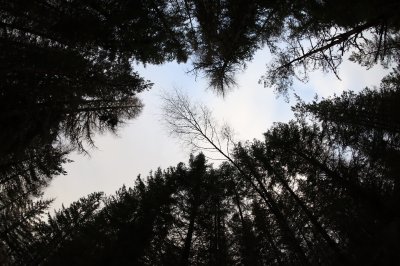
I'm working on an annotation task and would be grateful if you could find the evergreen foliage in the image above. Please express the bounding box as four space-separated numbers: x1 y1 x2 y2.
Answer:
8 81 400 264
1 1 400 265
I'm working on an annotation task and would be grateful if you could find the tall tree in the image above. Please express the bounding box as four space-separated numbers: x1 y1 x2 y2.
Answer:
162 91 310 265
178 0 400 93
0 0 187 234
294 68 400 209
178 154 208 266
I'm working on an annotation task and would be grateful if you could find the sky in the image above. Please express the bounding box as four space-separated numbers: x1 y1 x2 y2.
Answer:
44 47 390 210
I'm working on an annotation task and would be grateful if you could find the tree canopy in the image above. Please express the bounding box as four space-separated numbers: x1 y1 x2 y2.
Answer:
1 82 398 264
1 1 400 264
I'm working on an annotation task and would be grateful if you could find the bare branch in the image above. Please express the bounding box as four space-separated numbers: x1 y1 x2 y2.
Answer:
161 89 235 161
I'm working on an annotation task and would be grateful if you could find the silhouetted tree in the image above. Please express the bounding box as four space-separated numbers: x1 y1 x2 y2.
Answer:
0 198 53 265
0 0 186 245
179 0 400 93
2 2 400 265
162 88 400 265
162 91 310 265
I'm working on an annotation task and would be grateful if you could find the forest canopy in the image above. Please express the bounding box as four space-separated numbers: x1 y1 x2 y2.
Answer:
1 0 400 265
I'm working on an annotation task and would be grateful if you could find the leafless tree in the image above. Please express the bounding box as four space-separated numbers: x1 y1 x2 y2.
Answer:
161 90 349 263
161 89 235 161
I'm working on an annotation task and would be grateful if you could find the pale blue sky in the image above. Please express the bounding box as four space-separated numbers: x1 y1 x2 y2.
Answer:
44 47 389 210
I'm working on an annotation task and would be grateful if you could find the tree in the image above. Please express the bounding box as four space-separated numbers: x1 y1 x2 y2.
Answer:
236 139 348 263
0 0 186 230
162 91 310 265
179 0 400 93
11 119 400 265
14 155 238 265
0 0 190 63
294 67 400 136
0 198 53 265
293 68 400 209
3 2 400 264
13 169 178 265
31 192 104 265
162 90 400 264
177 154 208 266
0 34 151 157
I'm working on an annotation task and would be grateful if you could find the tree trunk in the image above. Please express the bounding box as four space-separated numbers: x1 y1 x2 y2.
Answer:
180 204 198 266
293 148 386 219
258 157 348 262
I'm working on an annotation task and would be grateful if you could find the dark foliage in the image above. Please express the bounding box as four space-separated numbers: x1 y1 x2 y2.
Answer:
8 81 400 265
1 1 400 265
